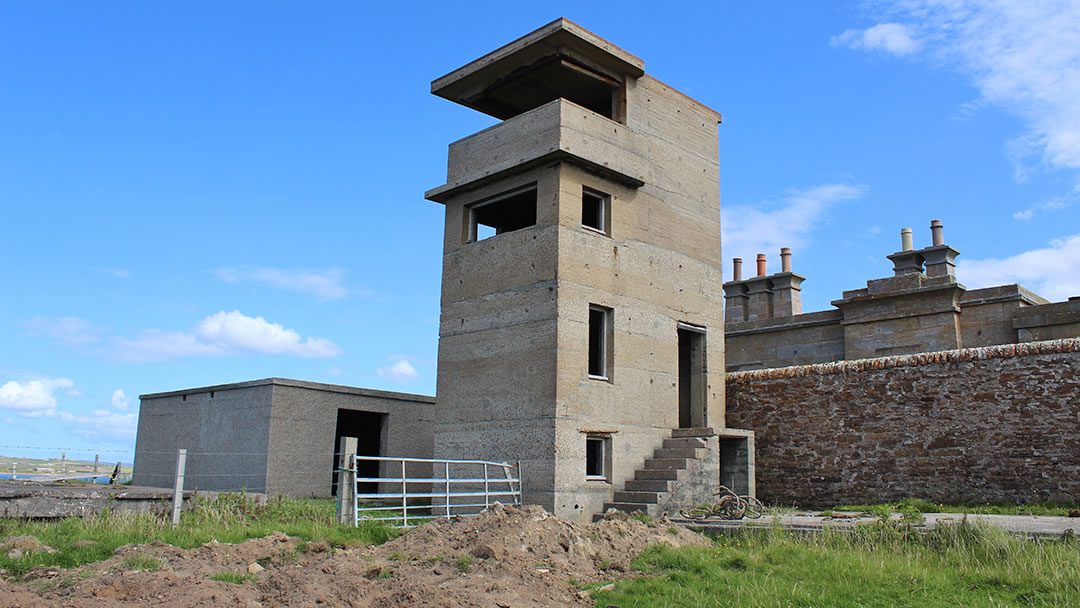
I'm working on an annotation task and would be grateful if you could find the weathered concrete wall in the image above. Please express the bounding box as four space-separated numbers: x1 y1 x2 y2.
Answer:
726 338 1080 507
267 381 435 496
133 382 273 492
433 165 561 512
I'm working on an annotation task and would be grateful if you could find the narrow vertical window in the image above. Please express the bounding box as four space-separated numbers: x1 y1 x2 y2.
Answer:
585 435 610 481
581 187 609 234
588 305 612 380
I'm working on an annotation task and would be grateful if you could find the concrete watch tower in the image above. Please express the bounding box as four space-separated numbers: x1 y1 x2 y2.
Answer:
426 19 749 521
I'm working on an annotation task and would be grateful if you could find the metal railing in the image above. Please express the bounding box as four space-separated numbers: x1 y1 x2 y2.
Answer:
348 456 521 528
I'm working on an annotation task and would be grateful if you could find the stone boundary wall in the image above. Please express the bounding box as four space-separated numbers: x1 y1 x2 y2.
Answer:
726 338 1080 507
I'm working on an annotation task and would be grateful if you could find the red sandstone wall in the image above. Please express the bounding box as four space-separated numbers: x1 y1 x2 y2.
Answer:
726 339 1080 508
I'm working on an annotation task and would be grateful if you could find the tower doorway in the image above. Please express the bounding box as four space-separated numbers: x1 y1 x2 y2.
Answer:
677 324 707 429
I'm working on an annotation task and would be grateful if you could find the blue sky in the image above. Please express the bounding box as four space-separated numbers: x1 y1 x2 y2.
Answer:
3 1 1079 460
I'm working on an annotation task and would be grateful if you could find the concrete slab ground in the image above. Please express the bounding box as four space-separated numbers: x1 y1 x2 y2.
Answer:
672 511 1080 540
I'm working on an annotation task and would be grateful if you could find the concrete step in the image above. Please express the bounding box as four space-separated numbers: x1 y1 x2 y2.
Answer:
653 447 703 459
602 502 649 513
634 468 683 481
613 491 660 504
663 437 707 449
643 457 689 470
671 427 715 438
624 479 670 492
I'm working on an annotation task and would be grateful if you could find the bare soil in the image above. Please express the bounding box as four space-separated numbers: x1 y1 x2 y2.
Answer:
0 504 708 607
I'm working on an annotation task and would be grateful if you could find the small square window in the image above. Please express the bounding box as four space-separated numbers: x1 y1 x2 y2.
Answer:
581 188 609 235
586 436 610 481
588 305 613 380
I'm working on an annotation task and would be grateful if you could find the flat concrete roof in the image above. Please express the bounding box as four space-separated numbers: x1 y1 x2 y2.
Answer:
432 18 645 119
140 377 435 404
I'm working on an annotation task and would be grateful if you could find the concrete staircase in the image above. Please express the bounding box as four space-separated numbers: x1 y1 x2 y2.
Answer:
599 428 713 518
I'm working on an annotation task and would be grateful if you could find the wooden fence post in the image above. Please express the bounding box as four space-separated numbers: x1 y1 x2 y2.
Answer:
336 437 358 526
171 448 186 527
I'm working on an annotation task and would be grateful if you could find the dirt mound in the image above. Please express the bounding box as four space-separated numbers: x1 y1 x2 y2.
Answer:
2 504 708 607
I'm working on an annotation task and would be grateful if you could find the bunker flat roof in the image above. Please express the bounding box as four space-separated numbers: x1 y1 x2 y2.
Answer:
139 377 435 404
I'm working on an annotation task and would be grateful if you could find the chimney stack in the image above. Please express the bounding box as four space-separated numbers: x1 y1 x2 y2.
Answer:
756 253 767 277
922 219 959 280
888 226 924 276
732 257 742 282
770 246 804 317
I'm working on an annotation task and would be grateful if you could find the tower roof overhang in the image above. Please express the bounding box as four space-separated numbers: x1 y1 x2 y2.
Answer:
432 18 645 120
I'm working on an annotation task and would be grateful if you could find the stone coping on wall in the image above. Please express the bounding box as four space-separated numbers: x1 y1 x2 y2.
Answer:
727 337 1080 384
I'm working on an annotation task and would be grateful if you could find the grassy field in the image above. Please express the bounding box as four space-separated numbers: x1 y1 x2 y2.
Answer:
593 521 1080 607
831 497 1080 518
0 494 397 578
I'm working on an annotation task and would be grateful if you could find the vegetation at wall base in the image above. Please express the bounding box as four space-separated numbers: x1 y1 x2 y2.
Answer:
0 494 397 578
592 521 1080 608
831 497 1080 518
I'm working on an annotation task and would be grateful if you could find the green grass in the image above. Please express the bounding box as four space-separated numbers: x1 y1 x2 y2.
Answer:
0 494 398 578
456 553 474 573
121 554 162 571
592 522 1080 607
210 571 255 584
832 497 1080 517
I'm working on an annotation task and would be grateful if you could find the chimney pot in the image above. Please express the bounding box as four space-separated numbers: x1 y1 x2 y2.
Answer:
930 219 944 246
901 228 913 251
756 253 767 277
780 247 792 273
732 258 743 281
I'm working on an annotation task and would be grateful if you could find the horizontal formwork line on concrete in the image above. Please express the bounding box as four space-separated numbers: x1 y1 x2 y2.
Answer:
356 491 520 500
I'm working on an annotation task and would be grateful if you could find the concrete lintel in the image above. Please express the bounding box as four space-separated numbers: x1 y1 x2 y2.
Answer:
716 428 754 439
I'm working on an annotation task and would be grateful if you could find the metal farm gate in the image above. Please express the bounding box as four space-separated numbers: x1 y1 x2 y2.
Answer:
337 455 521 528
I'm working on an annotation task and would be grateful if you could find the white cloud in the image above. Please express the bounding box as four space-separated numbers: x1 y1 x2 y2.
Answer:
109 268 132 279
0 378 77 416
111 329 225 361
24 316 104 346
840 1 1080 200
216 266 348 300
110 389 130 411
195 311 341 357
958 233 1080 301
376 358 419 383
1012 193 1073 221
109 310 340 362
832 22 921 56
721 184 865 270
